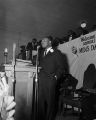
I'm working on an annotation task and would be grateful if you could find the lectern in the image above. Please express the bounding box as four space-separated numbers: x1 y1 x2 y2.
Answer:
2 59 36 120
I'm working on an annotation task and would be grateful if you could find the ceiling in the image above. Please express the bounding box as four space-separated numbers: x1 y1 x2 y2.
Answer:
0 0 96 39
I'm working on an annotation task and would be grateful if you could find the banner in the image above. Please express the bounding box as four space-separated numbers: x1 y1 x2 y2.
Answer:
58 31 96 89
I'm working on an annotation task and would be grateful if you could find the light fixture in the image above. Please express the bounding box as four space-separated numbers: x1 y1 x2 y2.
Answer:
80 21 87 28
4 48 8 64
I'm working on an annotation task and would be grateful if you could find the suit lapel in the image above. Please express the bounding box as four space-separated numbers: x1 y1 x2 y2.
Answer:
46 50 54 57
43 48 55 57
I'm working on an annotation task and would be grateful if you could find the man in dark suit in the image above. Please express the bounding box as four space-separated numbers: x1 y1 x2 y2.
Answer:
0 72 16 120
26 38 37 61
38 36 65 120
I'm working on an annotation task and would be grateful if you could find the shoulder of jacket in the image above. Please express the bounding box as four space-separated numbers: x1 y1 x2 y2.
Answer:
54 48 61 53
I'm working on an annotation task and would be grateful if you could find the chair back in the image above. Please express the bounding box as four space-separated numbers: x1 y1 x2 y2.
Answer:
83 64 96 89
60 74 78 96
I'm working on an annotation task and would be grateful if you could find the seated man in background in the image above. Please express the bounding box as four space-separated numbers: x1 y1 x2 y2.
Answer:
0 72 16 120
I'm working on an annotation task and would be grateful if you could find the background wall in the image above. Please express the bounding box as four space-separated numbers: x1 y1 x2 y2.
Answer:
0 0 96 64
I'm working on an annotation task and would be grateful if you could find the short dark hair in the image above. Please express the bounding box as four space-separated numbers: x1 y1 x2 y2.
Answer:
46 35 53 42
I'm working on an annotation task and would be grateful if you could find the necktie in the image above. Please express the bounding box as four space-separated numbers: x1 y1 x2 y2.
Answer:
44 50 47 56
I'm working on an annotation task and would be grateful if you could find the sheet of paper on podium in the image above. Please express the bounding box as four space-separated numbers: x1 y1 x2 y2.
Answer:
16 59 33 66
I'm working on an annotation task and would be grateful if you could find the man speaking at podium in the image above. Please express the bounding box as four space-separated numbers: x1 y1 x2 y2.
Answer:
38 36 65 120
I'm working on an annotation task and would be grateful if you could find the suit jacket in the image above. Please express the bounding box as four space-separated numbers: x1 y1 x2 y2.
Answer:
38 48 65 86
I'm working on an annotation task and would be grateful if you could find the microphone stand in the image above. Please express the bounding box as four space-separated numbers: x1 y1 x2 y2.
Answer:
33 46 39 120
12 43 16 98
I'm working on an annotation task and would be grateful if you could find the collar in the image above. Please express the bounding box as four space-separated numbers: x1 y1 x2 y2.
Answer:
46 47 52 54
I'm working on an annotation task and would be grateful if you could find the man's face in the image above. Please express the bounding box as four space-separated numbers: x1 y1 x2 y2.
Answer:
41 38 51 48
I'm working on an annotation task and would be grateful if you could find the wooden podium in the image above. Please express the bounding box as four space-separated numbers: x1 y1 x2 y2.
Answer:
2 59 36 120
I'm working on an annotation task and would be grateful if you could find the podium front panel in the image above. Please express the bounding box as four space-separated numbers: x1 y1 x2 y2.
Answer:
4 64 36 120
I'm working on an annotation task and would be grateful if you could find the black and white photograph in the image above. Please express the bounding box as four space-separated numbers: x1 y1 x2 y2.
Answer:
0 0 96 120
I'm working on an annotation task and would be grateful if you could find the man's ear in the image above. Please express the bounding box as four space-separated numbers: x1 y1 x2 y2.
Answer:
49 40 52 45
